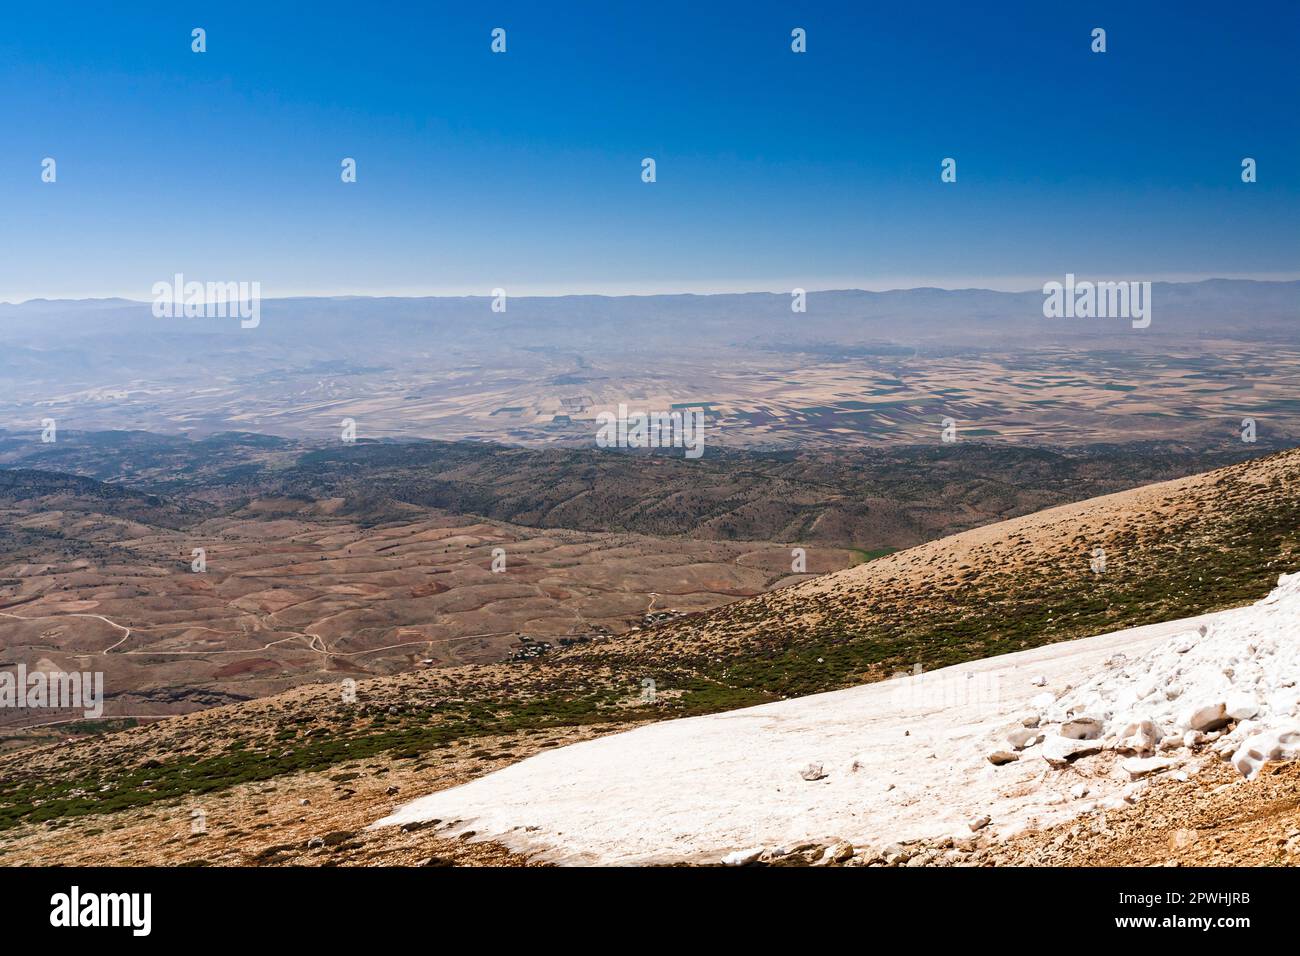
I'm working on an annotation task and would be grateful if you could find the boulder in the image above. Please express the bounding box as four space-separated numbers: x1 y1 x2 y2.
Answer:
1114 719 1162 756
1006 727 1043 750
1041 734 1104 766
1122 756 1174 780
881 843 912 865
1180 702 1230 733
1231 728 1300 780
758 846 791 863
800 762 827 781
1060 716 1105 740
822 841 855 864
721 847 765 866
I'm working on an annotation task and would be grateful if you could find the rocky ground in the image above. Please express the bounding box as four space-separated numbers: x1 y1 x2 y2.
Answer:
0 721 651 867
739 757 1300 868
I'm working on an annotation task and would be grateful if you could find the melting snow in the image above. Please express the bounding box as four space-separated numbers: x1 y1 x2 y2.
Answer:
373 573 1300 865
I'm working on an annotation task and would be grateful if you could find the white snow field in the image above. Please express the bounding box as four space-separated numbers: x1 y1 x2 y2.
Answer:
373 573 1300 865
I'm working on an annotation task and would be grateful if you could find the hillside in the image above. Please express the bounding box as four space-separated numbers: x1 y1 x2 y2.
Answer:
0 464 852 722
1 430 1268 547
0 448 1297 864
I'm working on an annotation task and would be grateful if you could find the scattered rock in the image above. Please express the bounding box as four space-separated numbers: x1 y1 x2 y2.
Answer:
881 843 911 864
968 814 991 832
1114 719 1162 756
1181 702 1230 733
1041 734 1104 766
1006 727 1043 750
758 846 790 864
1060 716 1105 740
1231 727 1300 779
821 841 854 864
1122 756 1174 780
722 847 764 866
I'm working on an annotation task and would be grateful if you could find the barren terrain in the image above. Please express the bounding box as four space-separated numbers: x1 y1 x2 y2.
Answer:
0 448 1296 864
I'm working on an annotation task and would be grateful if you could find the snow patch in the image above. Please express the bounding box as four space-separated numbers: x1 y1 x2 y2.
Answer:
373 572 1300 865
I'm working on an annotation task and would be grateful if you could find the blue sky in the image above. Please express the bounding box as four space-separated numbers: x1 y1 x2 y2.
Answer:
2 0 1297 300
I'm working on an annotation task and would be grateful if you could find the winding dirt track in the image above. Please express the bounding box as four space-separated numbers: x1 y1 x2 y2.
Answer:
0 610 131 653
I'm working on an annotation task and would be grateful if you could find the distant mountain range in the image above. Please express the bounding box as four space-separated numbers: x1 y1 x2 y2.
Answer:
2 279 1297 353
1 279 1295 450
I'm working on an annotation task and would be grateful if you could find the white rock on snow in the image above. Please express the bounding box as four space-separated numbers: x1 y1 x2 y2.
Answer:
1181 703 1230 733
1005 727 1043 750
1231 728 1300 780
1122 756 1175 780
721 847 764 866
1040 735 1105 766
1114 719 1162 756
1060 716 1105 740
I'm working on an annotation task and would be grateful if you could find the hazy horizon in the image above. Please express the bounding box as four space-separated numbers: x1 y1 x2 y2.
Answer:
7 271 1300 307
